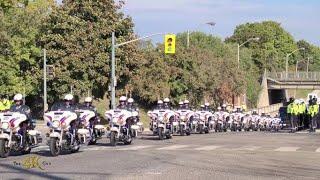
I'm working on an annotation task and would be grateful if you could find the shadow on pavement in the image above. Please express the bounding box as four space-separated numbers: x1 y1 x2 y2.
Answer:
34 150 83 158
0 163 69 180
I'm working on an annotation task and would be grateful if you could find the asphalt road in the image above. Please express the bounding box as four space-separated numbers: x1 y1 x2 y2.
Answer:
0 131 320 180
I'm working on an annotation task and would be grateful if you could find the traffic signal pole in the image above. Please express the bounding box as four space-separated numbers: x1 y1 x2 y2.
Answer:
110 32 166 109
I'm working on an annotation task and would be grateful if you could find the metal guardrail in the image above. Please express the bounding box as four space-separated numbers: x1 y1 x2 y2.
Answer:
267 72 320 81
249 103 283 115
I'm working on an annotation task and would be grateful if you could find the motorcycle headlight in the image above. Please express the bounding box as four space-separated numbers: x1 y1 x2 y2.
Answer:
52 120 60 129
1 122 9 130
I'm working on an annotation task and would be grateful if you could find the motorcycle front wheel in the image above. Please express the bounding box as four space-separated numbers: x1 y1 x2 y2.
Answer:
0 139 10 158
110 131 117 146
49 137 60 157
158 128 164 140
180 125 185 136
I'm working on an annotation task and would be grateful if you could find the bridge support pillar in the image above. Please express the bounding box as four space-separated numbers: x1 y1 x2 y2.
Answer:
257 69 270 108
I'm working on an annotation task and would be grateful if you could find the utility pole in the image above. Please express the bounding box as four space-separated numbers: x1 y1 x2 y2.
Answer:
43 49 48 112
110 32 165 109
111 32 116 109
187 30 190 48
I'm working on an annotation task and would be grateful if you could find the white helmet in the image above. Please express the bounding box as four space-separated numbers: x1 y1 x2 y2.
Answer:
217 107 222 110
84 97 92 103
178 101 183 105
205 102 210 106
222 104 227 108
119 96 127 101
64 94 73 101
157 100 163 104
200 105 205 108
13 94 23 101
184 100 189 104
164 98 170 103
127 98 134 103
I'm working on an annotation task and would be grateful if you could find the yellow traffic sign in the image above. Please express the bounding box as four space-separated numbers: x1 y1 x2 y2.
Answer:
165 34 176 54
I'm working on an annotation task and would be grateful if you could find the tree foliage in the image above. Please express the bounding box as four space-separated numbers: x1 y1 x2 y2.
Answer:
132 32 248 107
1 1 319 111
0 0 54 96
39 0 139 102
226 21 299 71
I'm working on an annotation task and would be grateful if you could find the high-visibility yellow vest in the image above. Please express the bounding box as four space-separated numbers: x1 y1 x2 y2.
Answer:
287 103 294 114
0 101 5 111
292 104 299 115
2 99 11 110
308 104 319 117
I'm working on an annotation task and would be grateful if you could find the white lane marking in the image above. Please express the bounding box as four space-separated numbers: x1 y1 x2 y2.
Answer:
236 146 261 151
157 145 189 150
32 145 48 150
316 148 320 153
85 146 110 151
118 145 153 151
194 146 222 151
275 147 300 152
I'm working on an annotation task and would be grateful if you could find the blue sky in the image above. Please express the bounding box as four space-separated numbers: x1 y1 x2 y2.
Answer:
57 0 320 46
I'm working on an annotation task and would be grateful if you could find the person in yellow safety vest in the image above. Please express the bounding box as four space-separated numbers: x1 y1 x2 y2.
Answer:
0 96 5 111
291 100 300 131
298 100 306 128
308 99 319 132
287 97 295 130
2 97 12 111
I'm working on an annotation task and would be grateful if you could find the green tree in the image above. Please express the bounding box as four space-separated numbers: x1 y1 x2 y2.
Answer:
226 21 299 71
296 40 320 71
132 32 247 107
0 0 54 96
39 0 139 102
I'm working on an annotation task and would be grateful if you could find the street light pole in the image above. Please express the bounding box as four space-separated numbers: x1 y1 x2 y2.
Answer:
43 49 48 112
110 32 166 109
187 30 190 49
186 21 215 49
237 44 240 69
236 37 259 106
237 37 260 69
111 32 116 109
285 47 305 79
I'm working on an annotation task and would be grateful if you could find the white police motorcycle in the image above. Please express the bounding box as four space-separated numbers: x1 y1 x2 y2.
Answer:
148 109 175 140
105 109 138 146
194 110 212 134
174 109 192 136
76 109 105 145
44 107 80 156
0 112 42 158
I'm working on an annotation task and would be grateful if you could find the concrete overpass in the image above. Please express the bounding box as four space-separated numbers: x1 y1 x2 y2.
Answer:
267 72 320 89
257 71 320 108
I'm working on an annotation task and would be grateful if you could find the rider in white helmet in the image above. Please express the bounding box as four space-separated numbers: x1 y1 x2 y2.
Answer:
204 102 210 111
163 98 171 110
178 101 184 110
82 97 97 113
10 93 33 147
127 98 138 111
10 94 31 117
60 94 76 111
184 100 190 110
222 104 227 112
200 105 205 111
157 100 164 110
117 96 127 109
